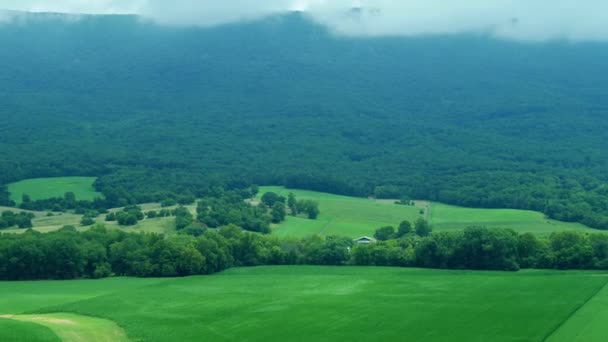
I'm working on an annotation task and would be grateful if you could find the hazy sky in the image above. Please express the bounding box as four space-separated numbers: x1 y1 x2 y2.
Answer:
1 0 608 41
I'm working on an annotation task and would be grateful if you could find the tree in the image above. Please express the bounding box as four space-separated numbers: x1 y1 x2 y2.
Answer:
64 192 77 209
250 185 259 198
397 196 412 206
374 226 395 241
80 216 95 226
415 218 432 237
271 202 286 223
287 192 297 215
261 192 284 207
116 212 138 226
105 212 117 221
297 200 320 220
161 198 177 207
175 206 194 230
550 231 593 269
397 220 412 237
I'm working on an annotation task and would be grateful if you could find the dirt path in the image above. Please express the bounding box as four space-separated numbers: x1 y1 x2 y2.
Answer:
0 313 129 342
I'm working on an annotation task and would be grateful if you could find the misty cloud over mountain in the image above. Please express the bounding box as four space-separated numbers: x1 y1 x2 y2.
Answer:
1 0 608 42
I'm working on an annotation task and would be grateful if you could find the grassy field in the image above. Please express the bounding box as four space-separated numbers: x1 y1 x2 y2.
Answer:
2 266 608 341
547 279 608 342
260 186 594 238
0 277 164 342
1 314 129 342
259 186 422 238
429 203 592 236
8 177 102 203
0 318 60 342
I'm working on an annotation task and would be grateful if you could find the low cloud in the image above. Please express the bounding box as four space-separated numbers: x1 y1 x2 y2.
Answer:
1 0 608 42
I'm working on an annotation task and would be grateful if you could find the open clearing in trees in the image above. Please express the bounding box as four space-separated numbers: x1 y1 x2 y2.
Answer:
7 177 102 204
260 186 594 237
2 184 595 237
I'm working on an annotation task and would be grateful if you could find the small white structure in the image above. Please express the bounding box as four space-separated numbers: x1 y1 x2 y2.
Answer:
353 236 376 244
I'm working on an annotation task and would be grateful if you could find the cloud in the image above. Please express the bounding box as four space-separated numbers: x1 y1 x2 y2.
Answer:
1 0 608 42
0 0 143 14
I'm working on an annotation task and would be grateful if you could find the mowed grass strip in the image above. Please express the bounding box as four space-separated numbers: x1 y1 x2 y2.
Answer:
8 177 102 203
46 266 608 342
0 318 60 342
1 314 129 342
260 186 596 237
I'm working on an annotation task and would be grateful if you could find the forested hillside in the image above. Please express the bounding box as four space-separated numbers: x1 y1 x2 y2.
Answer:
1 12 607 228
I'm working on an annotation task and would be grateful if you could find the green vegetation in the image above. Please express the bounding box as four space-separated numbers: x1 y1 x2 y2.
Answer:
0 318 59 342
0 277 165 315
0 14 607 231
0 277 163 342
8 177 101 204
260 186 421 237
261 186 595 238
429 203 593 236
547 282 608 342
0 267 600 341
3 314 129 342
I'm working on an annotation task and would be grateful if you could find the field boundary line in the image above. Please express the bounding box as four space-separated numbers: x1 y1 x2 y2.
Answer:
318 219 335 235
541 278 608 341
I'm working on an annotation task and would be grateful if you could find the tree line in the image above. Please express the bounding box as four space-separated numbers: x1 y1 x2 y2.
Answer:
2 224 608 280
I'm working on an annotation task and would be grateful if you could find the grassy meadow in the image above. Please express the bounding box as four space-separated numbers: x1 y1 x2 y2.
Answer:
8 177 102 204
260 186 594 238
1 266 608 341
428 203 592 236
258 186 421 238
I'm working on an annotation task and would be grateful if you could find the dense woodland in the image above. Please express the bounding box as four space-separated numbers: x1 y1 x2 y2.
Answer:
0 13 608 229
1 224 607 280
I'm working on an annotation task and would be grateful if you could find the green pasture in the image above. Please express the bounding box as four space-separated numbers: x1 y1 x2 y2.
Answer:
429 203 593 236
260 186 595 238
259 186 421 238
8 177 102 203
0 266 602 342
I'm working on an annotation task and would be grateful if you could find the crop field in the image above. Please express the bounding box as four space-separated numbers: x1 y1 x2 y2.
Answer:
0 277 165 342
1 266 607 342
0 318 59 342
8 177 102 203
260 186 594 237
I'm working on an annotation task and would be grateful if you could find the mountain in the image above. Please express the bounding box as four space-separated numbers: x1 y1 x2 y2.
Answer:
1 12 607 228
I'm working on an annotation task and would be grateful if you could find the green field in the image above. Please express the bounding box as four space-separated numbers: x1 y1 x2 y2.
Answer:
428 203 592 236
260 186 594 238
0 318 59 342
8 177 102 203
2 267 608 341
259 186 422 238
